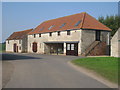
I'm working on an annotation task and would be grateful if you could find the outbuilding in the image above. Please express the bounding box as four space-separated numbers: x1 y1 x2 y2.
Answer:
111 28 120 57
6 29 33 53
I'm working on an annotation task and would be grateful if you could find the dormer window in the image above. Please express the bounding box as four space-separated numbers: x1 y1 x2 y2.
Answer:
74 20 81 26
48 25 55 30
60 23 66 28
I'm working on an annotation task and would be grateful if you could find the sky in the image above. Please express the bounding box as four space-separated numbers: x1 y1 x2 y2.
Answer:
2 2 118 43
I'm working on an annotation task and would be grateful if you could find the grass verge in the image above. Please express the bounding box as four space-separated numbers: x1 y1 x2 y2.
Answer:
71 57 118 83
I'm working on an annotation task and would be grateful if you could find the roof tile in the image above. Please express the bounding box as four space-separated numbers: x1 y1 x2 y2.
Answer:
7 29 33 40
28 12 111 35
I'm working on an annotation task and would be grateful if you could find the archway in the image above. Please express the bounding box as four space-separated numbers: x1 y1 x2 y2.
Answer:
32 42 37 53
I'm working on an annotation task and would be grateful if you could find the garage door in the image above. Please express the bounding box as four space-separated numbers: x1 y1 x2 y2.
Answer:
66 43 78 56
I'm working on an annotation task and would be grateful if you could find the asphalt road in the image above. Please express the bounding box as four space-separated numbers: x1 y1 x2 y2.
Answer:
2 53 108 88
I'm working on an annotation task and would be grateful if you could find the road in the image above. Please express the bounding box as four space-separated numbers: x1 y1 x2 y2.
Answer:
2 53 108 88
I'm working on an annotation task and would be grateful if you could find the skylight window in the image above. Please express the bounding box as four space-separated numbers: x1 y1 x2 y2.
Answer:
48 25 55 30
31 29 35 32
74 20 82 27
39 27 44 31
60 23 66 28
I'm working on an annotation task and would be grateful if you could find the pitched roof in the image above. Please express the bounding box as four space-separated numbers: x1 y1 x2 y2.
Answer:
28 12 111 35
7 29 33 40
111 28 120 41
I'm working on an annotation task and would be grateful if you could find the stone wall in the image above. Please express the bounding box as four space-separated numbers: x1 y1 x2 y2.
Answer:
27 29 82 54
6 28 110 56
6 39 22 53
111 28 120 57
28 29 110 56
81 30 95 53
22 36 28 53
81 30 110 55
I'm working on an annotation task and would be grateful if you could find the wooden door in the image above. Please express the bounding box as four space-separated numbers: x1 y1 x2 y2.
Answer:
66 43 78 56
13 43 17 52
32 42 37 52
17 46 18 52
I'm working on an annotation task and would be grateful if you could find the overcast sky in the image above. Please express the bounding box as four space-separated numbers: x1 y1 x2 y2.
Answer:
2 2 118 42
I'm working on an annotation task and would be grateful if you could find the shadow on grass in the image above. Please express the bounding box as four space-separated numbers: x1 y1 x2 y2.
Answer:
2 53 42 61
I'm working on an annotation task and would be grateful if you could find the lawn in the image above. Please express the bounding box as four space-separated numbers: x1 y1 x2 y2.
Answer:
71 57 118 83
0 43 5 52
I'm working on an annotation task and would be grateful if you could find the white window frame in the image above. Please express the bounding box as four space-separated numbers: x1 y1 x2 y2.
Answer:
71 44 74 50
67 44 70 50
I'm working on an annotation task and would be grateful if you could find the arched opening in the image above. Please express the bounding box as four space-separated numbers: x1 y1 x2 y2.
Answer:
13 43 18 52
32 42 37 53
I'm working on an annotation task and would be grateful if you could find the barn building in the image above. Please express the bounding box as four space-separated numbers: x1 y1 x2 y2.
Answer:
6 29 33 53
27 12 111 56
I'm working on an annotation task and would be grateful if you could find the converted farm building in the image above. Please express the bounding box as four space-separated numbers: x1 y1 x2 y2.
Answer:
6 29 33 53
28 12 111 56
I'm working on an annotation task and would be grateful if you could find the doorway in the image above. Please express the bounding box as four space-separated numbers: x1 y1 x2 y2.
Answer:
96 31 101 41
66 43 78 56
32 42 37 52
13 43 18 52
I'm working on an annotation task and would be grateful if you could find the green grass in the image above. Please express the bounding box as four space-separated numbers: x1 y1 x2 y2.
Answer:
71 57 118 83
0 43 6 52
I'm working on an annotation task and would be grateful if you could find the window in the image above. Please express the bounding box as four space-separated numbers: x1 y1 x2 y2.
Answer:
48 25 55 30
34 34 36 38
39 34 41 37
8 40 9 44
49 32 52 36
67 30 70 35
71 44 74 50
74 20 81 26
60 23 66 28
67 44 70 50
58 31 60 36
19 40 21 44
19 46 21 50
31 29 35 32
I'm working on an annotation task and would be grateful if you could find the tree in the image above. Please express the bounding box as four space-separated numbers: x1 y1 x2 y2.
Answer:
98 15 120 36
